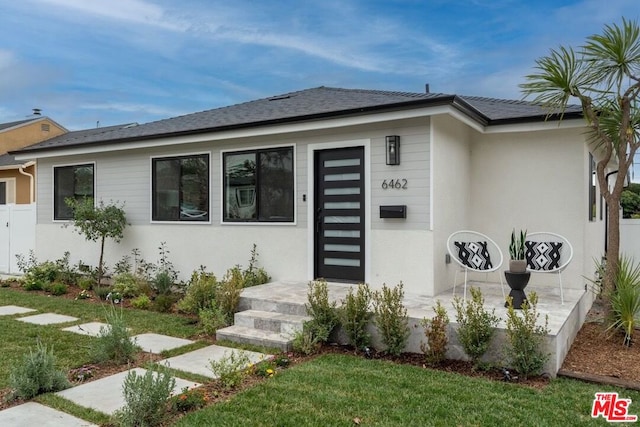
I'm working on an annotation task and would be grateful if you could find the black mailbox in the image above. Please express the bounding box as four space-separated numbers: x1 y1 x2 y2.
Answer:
379 205 406 219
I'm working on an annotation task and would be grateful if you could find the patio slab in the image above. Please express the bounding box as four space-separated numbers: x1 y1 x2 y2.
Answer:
62 322 109 337
56 368 200 415
161 345 270 378
17 313 78 325
0 305 36 316
132 333 195 354
0 401 97 427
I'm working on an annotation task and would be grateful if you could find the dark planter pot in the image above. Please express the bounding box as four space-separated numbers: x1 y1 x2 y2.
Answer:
504 271 531 309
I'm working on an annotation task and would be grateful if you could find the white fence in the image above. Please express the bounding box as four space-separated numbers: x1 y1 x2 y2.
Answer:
0 203 36 274
621 218 640 261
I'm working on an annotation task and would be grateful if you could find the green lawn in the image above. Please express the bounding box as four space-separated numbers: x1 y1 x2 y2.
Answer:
0 288 201 388
176 353 640 427
2 287 640 426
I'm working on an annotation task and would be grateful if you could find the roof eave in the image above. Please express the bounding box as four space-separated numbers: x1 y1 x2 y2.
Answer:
13 96 458 154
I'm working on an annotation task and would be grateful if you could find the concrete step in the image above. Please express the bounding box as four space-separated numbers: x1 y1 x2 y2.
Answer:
216 325 294 352
234 310 310 335
237 296 307 316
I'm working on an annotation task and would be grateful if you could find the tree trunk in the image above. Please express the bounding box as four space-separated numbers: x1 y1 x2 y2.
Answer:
603 197 621 320
98 236 105 285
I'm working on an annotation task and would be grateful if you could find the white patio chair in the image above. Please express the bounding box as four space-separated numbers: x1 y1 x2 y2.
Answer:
525 232 574 304
446 230 505 302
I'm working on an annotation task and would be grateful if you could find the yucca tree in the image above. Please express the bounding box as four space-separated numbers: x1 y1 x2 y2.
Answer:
520 18 640 314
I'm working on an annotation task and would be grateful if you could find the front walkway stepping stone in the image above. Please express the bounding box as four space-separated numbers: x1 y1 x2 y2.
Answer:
56 367 200 416
62 322 110 337
132 333 195 354
161 344 269 378
17 313 78 325
0 401 97 427
0 305 36 316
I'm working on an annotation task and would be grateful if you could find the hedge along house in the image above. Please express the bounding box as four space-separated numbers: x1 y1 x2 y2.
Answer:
12 87 605 299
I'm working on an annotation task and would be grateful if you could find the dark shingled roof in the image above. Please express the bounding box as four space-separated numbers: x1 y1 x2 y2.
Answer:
0 117 41 132
14 87 583 154
0 153 29 168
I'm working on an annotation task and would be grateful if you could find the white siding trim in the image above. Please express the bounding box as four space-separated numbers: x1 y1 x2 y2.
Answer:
219 143 297 226
149 151 212 225
306 139 371 282
429 123 435 231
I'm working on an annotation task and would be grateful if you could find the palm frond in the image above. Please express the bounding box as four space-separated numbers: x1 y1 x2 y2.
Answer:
583 18 640 91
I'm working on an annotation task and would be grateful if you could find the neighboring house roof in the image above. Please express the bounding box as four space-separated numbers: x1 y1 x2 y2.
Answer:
0 117 41 132
13 87 583 155
0 153 34 170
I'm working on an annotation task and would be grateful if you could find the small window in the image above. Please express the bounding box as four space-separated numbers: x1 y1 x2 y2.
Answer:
54 164 94 220
0 181 6 204
152 154 210 222
223 146 294 222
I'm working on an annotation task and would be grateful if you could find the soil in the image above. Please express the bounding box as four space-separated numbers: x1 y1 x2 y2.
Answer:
1 282 639 420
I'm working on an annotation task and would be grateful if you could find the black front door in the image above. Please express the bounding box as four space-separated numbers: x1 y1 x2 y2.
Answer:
314 147 365 282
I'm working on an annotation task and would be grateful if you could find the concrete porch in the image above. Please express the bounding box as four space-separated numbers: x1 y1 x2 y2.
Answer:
219 279 593 376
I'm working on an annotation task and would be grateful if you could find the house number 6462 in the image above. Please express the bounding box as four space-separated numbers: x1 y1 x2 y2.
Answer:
381 179 408 190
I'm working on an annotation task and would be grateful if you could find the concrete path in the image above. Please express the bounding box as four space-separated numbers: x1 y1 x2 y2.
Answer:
0 402 97 427
0 304 272 425
56 368 201 415
161 344 268 378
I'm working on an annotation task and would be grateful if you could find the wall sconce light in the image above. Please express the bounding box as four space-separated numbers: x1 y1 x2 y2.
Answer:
386 135 400 165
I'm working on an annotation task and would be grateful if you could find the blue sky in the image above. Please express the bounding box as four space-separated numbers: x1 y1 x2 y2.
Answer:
0 0 637 131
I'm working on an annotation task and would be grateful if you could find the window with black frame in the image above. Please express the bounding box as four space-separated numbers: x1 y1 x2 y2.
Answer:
223 147 294 222
53 164 94 220
152 154 209 222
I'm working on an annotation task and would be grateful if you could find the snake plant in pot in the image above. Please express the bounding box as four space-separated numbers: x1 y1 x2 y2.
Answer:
509 229 527 273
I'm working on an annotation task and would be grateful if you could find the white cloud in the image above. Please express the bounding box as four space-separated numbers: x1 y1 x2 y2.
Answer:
80 102 188 118
34 0 187 31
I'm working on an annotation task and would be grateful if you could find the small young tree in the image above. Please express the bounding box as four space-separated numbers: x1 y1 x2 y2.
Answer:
66 198 127 284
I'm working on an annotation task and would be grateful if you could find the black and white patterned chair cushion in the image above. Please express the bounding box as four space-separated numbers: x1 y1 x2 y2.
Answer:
454 241 493 270
525 241 563 271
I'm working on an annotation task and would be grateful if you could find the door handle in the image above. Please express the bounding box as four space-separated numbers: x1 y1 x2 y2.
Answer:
316 208 322 233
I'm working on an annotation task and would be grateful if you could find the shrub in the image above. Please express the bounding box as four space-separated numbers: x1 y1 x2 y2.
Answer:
216 267 244 325
339 283 372 350
152 270 174 296
49 282 68 296
242 244 270 288
372 283 410 356
94 285 111 301
305 280 339 343
153 294 176 313
452 287 500 367
22 277 45 291
113 272 144 298
606 256 640 346
8 341 70 401
131 295 151 310
171 386 207 413
113 366 176 427
91 307 139 364
505 293 550 378
177 268 218 314
292 324 322 355
209 350 251 390
77 276 95 290
199 304 228 335
420 300 450 366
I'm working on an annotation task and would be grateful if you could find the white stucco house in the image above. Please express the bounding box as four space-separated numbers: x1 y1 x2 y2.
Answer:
12 86 605 297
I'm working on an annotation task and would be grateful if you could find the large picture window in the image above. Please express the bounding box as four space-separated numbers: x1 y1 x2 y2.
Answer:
54 164 94 220
223 147 294 222
152 154 210 222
